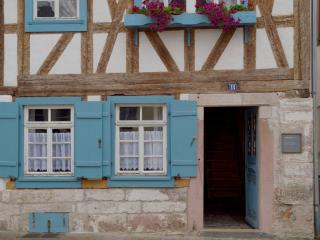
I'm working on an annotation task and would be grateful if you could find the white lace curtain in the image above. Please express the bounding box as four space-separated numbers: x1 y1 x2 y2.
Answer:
28 132 71 172
120 130 163 172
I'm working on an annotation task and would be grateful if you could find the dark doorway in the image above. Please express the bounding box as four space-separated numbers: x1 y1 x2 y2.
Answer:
204 107 249 229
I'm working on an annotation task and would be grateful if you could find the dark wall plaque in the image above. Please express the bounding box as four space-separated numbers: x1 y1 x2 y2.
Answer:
281 134 302 153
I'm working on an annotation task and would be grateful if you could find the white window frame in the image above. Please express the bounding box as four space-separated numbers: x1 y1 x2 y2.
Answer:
33 0 80 20
24 106 74 176
115 105 167 176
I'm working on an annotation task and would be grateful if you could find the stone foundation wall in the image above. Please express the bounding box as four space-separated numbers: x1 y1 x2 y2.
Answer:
0 188 188 233
272 98 314 239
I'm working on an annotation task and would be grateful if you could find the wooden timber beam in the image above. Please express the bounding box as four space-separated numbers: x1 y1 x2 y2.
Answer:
81 0 93 74
258 0 289 68
96 0 127 73
0 0 4 86
17 68 306 96
145 32 179 72
201 29 236 71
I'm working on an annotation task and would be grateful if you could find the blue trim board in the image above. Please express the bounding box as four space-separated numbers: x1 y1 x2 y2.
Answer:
25 0 87 32
124 12 256 29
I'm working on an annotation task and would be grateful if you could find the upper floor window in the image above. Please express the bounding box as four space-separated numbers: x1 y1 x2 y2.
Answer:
25 0 87 32
24 106 74 176
35 0 79 19
115 105 167 176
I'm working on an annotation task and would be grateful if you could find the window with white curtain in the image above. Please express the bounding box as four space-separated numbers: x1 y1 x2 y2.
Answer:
115 105 167 176
34 0 79 19
24 106 74 176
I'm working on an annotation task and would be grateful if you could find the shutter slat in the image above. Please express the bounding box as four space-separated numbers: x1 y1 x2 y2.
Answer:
75 102 103 179
170 100 198 177
0 103 19 178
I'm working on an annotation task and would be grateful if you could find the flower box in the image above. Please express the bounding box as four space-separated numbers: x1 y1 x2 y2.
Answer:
124 11 256 29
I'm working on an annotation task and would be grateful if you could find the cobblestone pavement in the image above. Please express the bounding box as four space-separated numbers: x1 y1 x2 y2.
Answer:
0 231 316 240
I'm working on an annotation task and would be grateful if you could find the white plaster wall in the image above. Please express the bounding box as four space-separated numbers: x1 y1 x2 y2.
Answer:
278 27 294 68
0 95 13 102
4 0 17 24
195 29 221 71
4 34 17 87
139 32 166 72
50 34 81 74
93 0 112 23
256 29 277 69
272 0 293 16
0 179 6 191
93 33 126 73
215 28 243 70
108 33 126 73
159 31 184 71
30 34 62 74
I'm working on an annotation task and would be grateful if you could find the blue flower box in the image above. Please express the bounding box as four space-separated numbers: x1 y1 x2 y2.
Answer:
124 11 256 29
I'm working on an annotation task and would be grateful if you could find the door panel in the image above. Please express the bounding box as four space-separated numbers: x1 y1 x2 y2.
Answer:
245 108 259 228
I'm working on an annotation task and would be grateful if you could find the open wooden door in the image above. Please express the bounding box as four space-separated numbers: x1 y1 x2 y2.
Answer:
245 108 259 228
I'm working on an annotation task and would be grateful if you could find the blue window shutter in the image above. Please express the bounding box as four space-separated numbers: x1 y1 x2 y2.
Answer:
75 102 103 179
102 101 111 177
0 103 19 178
170 100 198 177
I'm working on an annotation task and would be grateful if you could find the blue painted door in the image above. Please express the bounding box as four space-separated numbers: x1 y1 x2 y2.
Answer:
245 108 259 228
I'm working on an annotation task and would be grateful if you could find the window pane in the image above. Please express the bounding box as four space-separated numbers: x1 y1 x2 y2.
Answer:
28 129 47 143
144 157 163 171
120 107 140 121
142 107 163 121
37 1 55 17
52 129 71 142
59 0 78 18
29 144 47 158
53 159 71 172
144 127 163 140
120 157 139 171
28 159 47 172
119 127 139 141
51 109 71 121
28 109 48 122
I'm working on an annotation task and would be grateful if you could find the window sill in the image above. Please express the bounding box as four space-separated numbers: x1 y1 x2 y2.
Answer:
124 11 256 29
16 177 81 189
108 175 174 188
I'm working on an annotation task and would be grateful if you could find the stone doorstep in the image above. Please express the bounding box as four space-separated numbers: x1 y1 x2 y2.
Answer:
201 229 273 239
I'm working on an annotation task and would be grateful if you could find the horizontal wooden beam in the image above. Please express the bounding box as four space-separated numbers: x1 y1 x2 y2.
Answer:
16 68 308 96
0 87 17 95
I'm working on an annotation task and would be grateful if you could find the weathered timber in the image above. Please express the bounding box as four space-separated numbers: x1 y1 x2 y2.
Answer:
37 33 75 75
201 29 236 71
244 26 256 70
0 0 3 86
294 0 311 80
107 0 117 21
17 68 301 96
184 29 195 71
0 86 17 95
145 32 180 72
96 0 127 73
126 30 139 73
81 0 93 74
256 15 294 28
259 0 289 68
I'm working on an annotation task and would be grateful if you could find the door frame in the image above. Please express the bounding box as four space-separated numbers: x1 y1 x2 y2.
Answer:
185 93 274 234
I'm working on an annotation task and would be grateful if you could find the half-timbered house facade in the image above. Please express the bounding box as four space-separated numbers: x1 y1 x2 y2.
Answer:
0 0 315 238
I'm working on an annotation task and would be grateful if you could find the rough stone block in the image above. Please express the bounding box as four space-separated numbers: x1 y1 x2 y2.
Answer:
85 189 125 201
284 162 313 177
77 201 141 214
165 188 187 201
274 185 313 205
69 214 90 232
21 203 76 213
128 213 186 233
88 214 127 232
280 98 313 112
0 203 20 216
281 111 312 123
9 189 84 203
126 189 169 201
142 202 186 213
